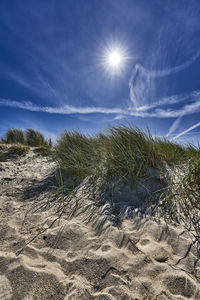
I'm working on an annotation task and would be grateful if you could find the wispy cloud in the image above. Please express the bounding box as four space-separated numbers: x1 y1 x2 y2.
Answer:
129 53 200 109
128 22 200 140
131 91 200 112
171 121 200 141
0 98 123 115
131 49 200 80
146 99 200 118
166 117 182 137
128 0 200 147
1 93 200 119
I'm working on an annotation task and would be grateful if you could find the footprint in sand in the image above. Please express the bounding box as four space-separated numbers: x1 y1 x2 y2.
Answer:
0 276 12 300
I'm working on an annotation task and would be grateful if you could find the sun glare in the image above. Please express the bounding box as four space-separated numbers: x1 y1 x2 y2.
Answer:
107 50 123 68
100 42 129 77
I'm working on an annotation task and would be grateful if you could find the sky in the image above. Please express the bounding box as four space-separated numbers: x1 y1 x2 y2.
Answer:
0 0 200 144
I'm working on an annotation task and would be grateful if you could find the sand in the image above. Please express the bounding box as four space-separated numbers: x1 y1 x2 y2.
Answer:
0 145 199 299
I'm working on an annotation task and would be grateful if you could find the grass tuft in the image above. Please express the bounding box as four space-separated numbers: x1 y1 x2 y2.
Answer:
55 125 200 185
55 131 100 180
4 129 25 144
33 145 52 156
2 128 51 148
25 129 47 147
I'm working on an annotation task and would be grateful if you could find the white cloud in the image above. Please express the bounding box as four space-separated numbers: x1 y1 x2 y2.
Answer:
0 98 123 115
132 49 200 80
171 121 200 141
166 117 182 137
1 93 200 119
132 91 200 112
128 97 200 118
128 50 200 109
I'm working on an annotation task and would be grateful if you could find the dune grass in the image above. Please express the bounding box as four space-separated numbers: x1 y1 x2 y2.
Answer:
55 131 100 179
9 144 30 155
187 155 200 192
54 125 200 251
55 124 200 209
3 125 198 186
2 124 200 205
25 129 46 147
4 129 25 144
2 128 51 149
33 145 52 156
55 125 199 183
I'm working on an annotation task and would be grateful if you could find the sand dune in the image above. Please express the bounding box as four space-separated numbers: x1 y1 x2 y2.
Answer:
0 146 199 299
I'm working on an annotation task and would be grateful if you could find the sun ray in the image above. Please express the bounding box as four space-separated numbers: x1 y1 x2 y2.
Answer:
99 40 130 77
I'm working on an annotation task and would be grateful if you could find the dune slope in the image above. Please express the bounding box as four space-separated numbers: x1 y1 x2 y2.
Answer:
0 147 199 300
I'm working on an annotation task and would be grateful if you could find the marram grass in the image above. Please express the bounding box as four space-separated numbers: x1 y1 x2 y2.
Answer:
2 128 51 148
55 125 200 183
54 125 200 252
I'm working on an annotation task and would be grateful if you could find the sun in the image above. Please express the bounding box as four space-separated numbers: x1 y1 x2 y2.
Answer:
100 42 129 77
107 50 123 69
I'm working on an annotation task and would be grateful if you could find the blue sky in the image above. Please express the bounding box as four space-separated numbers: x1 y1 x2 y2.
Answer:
0 0 200 144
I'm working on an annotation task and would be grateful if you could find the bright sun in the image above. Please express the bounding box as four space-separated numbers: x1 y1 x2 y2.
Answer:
100 43 129 76
107 50 123 68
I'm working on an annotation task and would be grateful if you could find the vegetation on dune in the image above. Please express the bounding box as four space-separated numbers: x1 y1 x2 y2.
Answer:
1 125 199 185
33 145 52 156
55 131 100 179
153 138 188 164
25 129 46 146
161 152 200 256
8 144 30 155
54 125 200 254
1 124 200 201
3 128 25 144
55 125 200 182
1 124 199 253
187 155 200 192
1 128 51 150
0 144 29 161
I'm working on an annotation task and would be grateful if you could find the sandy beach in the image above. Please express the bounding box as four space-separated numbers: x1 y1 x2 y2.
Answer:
0 146 199 299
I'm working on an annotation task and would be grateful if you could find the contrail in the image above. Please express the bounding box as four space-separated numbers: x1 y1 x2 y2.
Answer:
166 116 182 137
171 121 200 140
1 97 200 119
132 91 200 112
0 98 123 115
136 49 200 78
129 50 200 108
